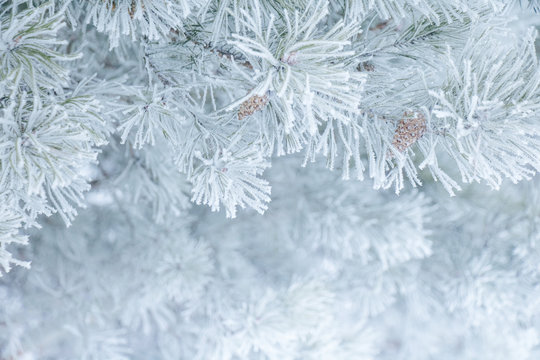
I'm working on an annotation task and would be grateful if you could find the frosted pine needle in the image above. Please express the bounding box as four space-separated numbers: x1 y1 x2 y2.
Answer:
238 95 268 120
390 111 427 154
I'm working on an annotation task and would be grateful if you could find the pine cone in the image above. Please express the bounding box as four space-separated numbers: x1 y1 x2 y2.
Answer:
238 95 268 120
281 51 298 65
390 111 427 154
357 61 375 72
104 0 138 18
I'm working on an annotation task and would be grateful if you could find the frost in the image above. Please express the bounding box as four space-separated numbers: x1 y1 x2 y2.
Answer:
2 0 540 359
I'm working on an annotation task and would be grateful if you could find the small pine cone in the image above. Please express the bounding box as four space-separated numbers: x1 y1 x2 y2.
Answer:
370 20 391 31
104 0 117 11
357 61 375 72
104 0 138 17
238 95 268 120
391 111 427 153
129 1 137 18
281 52 298 65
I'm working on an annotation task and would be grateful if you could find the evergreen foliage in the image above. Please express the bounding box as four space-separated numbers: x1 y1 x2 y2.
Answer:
2 0 540 358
